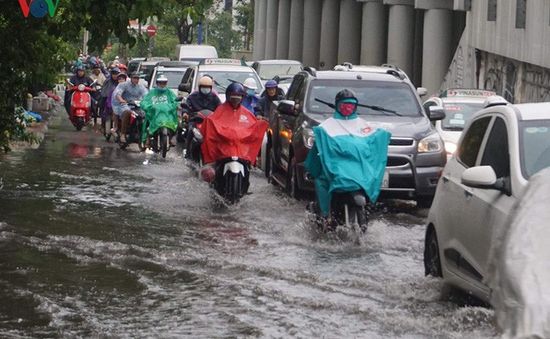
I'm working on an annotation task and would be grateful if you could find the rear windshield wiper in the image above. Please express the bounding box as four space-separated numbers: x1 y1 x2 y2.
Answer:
314 98 402 116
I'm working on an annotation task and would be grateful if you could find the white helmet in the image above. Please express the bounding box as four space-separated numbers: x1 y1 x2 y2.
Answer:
243 77 257 90
156 75 169 83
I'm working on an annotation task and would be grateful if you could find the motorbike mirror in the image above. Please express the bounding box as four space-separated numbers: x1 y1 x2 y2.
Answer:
278 100 296 116
91 79 97 85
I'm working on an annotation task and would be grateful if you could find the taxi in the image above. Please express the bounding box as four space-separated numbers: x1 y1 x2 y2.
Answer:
423 89 503 157
178 58 263 102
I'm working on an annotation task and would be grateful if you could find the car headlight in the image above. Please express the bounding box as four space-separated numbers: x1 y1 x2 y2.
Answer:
302 128 315 149
444 141 457 155
418 133 443 153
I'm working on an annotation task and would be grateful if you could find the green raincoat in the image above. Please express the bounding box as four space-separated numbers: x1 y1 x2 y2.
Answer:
140 88 179 142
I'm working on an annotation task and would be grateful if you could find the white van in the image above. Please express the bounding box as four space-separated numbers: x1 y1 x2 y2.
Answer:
176 44 218 62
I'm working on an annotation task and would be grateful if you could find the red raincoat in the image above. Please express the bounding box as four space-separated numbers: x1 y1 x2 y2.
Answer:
200 102 269 164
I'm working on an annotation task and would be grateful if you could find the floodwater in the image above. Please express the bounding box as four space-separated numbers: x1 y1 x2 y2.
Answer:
0 112 497 338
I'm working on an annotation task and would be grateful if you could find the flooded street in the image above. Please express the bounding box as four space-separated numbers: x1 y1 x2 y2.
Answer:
0 113 497 338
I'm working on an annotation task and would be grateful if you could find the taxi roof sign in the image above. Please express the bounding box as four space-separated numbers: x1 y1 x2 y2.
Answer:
441 89 496 98
200 58 245 66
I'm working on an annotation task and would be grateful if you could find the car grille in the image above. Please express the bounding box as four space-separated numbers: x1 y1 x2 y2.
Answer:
387 156 410 167
389 138 414 146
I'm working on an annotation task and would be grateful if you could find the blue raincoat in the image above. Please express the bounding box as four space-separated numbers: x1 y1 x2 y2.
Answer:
305 109 391 216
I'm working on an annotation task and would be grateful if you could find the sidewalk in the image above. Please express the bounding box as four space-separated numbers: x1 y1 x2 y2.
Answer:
9 102 63 151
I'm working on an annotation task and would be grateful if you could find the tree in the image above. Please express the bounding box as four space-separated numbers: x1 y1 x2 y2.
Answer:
0 0 199 152
207 11 241 57
161 0 214 44
235 1 254 51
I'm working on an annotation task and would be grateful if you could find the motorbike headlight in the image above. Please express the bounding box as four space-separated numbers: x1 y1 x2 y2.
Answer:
418 133 443 153
302 128 315 149
444 141 457 155
78 84 85 91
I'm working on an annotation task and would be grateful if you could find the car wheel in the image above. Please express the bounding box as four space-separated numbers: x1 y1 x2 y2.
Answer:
416 195 434 209
424 226 442 277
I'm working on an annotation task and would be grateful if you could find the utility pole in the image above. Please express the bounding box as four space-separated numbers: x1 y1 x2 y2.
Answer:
82 30 89 55
225 0 233 11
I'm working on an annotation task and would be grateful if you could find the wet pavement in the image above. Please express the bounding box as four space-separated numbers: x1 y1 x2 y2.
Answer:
0 113 497 338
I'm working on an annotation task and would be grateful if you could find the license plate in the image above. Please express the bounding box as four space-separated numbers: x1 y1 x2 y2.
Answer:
381 170 390 188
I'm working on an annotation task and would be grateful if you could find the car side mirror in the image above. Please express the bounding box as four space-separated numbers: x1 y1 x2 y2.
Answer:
417 87 428 97
461 166 497 188
428 106 446 121
278 100 296 116
178 83 190 93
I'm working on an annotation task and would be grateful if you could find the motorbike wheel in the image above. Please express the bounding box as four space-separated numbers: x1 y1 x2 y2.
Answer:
160 128 169 158
75 117 84 131
351 205 369 233
225 172 242 204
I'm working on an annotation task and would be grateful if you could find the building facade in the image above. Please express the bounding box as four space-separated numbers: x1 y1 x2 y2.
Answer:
253 0 550 102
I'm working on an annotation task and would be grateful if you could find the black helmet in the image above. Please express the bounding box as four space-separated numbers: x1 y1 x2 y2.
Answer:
335 89 357 104
129 72 140 79
225 82 245 97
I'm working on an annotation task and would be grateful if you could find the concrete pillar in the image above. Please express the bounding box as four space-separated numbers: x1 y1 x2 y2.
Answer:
319 0 340 70
338 0 363 65
264 0 279 59
387 4 415 76
360 0 387 65
288 0 304 61
253 0 267 60
302 0 322 67
276 0 291 59
422 9 453 95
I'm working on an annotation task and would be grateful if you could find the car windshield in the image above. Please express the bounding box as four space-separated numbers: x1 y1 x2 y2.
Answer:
441 102 484 131
520 120 550 179
307 79 421 116
139 64 156 82
153 70 186 89
197 71 262 94
128 62 140 74
257 64 302 80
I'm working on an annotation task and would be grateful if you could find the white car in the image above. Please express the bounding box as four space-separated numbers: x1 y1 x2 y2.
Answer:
423 89 501 157
423 100 550 303
179 59 263 102
149 66 189 96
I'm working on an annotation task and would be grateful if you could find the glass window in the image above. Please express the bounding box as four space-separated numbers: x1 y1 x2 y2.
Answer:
306 79 422 117
488 0 497 21
257 64 303 80
286 75 304 101
441 102 485 131
516 0 527 28
153 70 186 89
520 120 550 178
457 117 492 168
197 71 262 94
480 117 510 178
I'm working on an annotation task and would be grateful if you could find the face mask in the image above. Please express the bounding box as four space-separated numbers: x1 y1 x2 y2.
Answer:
200 87 211 95
338 102 357 116
247 89 255 96
229 95 242 108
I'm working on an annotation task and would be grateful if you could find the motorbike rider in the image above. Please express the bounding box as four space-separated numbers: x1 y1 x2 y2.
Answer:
182 76 221 114
65 65 95 115
98 67 120 137
112 72 148 143
182 75 221 157
256 80 283 119
199 83 269 192
241 77 259 114
140 75 179 147
304 89 391 219
90 64 106 86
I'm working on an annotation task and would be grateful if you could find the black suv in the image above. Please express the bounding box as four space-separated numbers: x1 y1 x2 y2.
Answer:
266 65 447 207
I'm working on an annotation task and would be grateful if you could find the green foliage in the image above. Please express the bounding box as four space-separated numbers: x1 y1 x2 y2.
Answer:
235 1 254 50
207 11 242 57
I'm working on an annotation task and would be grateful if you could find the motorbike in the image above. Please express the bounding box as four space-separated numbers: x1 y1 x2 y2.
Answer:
306 98 392 234
67 79 97 131
119 101 145 151
191 116 252 205
184 109 213 163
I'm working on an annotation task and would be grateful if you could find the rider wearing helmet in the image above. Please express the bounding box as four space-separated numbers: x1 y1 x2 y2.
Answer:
112 72 148 143
65 65 95 114
182 75 221 115
140 75 179 147
241 77 260 114
304 89 391 218
256 79 284 119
